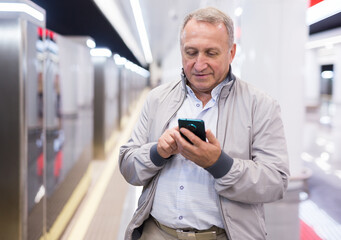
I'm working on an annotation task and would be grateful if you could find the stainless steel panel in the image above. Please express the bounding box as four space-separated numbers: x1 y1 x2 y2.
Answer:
0 18 25 240
26 23 44 240
93 57 106 160
0 11 45 240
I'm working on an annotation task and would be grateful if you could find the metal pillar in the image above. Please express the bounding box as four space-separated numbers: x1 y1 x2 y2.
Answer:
0 1 45 239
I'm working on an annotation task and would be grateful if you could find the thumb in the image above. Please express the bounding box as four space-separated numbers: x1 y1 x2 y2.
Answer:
206 129 219 146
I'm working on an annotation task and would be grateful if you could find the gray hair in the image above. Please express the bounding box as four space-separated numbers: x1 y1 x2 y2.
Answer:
180 7 234 49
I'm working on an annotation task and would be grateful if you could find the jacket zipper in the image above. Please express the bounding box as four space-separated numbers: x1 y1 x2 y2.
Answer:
216 80 235 240
218 196 232 240
161 90 186 133
130 174 161 240
130 87 186 239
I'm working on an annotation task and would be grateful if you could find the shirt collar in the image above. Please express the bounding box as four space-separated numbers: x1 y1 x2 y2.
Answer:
186 76 230 102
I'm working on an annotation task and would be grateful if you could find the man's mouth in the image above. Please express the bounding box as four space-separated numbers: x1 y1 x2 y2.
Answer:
194 73 210 77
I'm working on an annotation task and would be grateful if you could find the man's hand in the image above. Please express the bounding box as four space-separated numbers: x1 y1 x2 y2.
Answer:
157 127 180 158
174 128 221 168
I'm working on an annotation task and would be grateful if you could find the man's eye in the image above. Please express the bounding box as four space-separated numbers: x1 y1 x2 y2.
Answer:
186 51 197 56
207 51 218 56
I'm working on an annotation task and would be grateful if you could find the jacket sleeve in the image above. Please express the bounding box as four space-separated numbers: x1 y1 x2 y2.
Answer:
119 93 166 186
211 99 290 204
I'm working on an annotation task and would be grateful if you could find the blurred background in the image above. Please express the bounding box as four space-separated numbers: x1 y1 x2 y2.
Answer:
0 0 341 239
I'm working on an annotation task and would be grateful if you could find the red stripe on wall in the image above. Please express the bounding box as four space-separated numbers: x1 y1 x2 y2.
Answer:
309 0 324 7
300 220 323 240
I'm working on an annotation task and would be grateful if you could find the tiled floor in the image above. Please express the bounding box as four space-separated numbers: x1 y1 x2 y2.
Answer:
300 101 341 240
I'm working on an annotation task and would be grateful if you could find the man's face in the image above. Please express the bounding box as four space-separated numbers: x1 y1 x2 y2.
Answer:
181 19 236 95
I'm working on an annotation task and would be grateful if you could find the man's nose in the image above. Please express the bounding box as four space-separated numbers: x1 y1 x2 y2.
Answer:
194 54 208 72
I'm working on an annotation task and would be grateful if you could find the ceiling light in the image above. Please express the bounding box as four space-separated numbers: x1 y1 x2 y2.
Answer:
130 0 153 64
86 39 96 49
90 48 112 57
93 0 146 65
321 70 334 79
0 2 44 21
122 58 150 78
114 54 127 65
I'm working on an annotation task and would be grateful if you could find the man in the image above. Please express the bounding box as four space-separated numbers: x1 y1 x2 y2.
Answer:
119 7 289 240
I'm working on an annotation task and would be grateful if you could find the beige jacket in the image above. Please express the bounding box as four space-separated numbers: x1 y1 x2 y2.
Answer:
119 72 290 240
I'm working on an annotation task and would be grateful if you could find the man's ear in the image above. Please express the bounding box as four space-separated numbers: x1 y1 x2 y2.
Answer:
230 43 237 60
229 43 237 62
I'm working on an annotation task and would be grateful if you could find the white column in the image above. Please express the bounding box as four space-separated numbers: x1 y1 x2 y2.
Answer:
305 49 321 106
333 44 341 104
239 0 307 178
77 45 94 108
161 43 182 84
58 35 78 116
332 44 341 130
149 61 162 87
239 1 307 239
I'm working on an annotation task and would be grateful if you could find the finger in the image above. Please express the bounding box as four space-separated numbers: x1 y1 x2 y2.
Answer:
165 137 178 152
174 131 191 152
170 129 182 149
174 130 185 146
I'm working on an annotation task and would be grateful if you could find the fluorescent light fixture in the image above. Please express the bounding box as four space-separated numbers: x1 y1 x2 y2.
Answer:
307 0 341 25
86 39 96 49
0 2 44 21
124 60 150 78
133 65 150 78
130 0 153 64
90 48 112 57
93 0 146 65
114 54 127 65
115 53 149 77
136 67 150 78
136 68 150 78
125 61 135 70
321 70 334 79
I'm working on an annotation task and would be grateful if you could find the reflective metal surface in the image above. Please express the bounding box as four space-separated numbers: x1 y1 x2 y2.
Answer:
0 18 24 240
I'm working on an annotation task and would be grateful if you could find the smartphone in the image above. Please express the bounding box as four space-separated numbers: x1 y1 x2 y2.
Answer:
178 118 206 144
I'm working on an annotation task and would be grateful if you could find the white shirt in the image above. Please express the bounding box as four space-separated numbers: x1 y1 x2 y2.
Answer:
150 78 229 230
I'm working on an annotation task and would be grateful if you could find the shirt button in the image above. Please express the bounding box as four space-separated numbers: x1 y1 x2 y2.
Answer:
179 216 183 220
180 185 184 190
196 103 200 107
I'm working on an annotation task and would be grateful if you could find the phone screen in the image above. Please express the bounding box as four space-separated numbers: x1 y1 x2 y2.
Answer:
178 118 206 144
